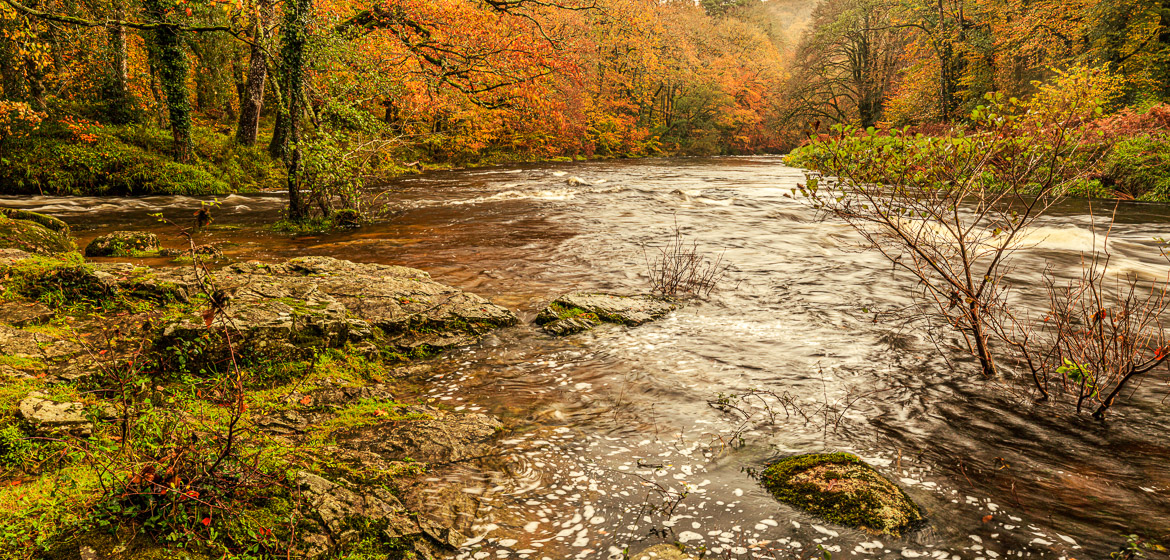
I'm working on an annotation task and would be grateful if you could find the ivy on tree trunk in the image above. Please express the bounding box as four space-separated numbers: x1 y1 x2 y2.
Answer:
275 0 311 220
143 0 193 163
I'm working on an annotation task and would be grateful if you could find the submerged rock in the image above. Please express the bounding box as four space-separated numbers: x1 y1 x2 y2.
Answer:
0 210 74 255
84 231 162 257
760 452 922 537
535 292 676 336
631 544 699 560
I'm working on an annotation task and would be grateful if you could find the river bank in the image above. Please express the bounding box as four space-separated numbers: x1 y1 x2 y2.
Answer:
0 213 529 558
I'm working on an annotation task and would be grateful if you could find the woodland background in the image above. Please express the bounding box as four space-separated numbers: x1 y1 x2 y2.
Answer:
2 0 1170 206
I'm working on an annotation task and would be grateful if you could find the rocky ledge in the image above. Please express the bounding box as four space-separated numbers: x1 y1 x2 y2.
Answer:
760 452 923 537
0 252 519 381
0 207 75 255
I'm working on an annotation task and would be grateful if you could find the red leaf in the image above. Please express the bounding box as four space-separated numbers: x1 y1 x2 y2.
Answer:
201 517 211 526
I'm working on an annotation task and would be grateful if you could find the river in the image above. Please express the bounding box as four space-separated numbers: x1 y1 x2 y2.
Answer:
5 156 1169 559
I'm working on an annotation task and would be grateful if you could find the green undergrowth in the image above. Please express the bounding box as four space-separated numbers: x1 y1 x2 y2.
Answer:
0 123 283 196
760 452 922 537
1097 133 1170 200
0 344 435 558
0 253 482 558
0 252 157 315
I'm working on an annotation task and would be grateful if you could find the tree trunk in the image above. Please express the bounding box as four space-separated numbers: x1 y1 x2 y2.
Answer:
1157 0 1170 99
236 31 269 145
0 16 22 99
269 108 286 157
105 0 133 123
144 0 193 162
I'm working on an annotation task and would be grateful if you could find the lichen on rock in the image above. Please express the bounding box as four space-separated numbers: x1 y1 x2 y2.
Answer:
759 452 922 537
631 544 700 560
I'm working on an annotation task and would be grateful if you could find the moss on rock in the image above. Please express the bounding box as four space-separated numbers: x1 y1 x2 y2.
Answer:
84 231 163 257
0 212 75 255
0 208 70 235
535 292 676 336
760 452 922 537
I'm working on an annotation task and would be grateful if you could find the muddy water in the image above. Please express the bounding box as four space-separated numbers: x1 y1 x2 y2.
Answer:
6 156 1170 559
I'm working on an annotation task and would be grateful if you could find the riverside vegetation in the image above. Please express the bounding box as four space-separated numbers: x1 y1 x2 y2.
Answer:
0 208 528 559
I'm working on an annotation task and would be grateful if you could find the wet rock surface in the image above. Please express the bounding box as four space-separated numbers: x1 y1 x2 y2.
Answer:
535 292 676 335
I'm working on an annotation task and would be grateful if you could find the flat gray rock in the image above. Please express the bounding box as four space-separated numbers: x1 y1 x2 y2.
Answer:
18 392 92 435
130 256 520 356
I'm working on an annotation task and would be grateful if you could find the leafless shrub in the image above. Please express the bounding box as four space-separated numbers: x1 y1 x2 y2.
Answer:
706 368 891 449
1041 255 1170 417
644 224 732 299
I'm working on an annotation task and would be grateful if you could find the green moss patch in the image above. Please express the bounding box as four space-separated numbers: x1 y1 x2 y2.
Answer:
760 453 922 537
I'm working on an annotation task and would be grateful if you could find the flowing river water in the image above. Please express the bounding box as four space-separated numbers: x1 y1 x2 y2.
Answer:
5 157 1170 559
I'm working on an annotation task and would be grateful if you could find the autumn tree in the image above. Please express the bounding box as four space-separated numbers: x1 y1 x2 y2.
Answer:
787 0 904 128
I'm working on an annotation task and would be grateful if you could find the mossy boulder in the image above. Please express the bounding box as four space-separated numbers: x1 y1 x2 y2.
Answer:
631 544 699 560
0 207 70 235
0 210 75 255
84 231 163 257
760 452 922 537
535 292 676 336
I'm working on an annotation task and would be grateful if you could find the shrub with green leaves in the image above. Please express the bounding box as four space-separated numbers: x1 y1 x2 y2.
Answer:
0 425 31 466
